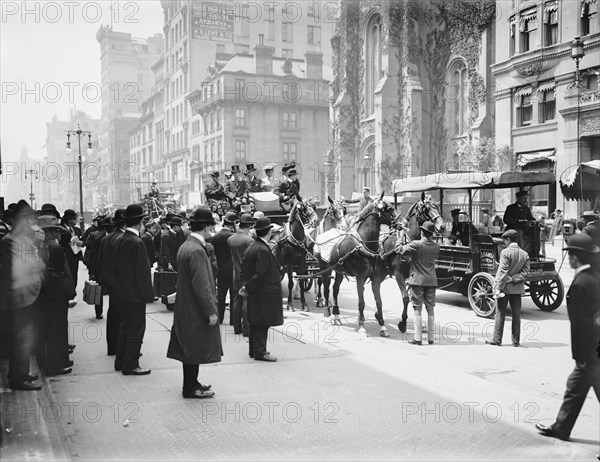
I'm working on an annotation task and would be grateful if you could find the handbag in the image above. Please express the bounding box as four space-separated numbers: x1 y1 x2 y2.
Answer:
83 280 103 305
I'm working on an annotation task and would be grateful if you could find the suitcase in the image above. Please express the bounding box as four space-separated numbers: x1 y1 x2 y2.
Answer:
83 280 103 305
153 270 178 297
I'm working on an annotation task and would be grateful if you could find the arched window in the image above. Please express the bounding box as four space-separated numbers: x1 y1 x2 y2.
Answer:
448 60 468 136
365 14 383 116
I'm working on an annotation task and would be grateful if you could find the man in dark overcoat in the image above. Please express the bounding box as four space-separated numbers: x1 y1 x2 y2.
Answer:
240 217 284 361
228 213 255 335
207 211 237 324
140 218 156 266
274 168 300 212
536 234 600 441
97 210 126 355
503 191 536 256
112 204 154 375
84 215 107 319
167 208 221 399
60 209 84 293
160 217 181 271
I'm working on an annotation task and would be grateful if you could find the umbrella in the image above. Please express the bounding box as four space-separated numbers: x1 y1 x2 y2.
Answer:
560 160 600 201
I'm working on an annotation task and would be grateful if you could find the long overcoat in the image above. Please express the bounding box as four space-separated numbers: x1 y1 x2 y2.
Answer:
167 235 222 364
241 238 284 327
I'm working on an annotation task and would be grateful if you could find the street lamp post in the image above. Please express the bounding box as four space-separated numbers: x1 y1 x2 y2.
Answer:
66 123 93 231
567 36 586 90
24 168 38 209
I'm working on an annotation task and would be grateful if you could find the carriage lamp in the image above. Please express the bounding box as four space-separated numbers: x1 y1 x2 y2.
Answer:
568 37 586 89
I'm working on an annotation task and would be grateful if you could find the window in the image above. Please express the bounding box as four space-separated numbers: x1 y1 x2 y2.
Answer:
520 10 538 53
282 22 293 42
543 2 558 46
516 90 533 127
235 108 246 127
204 142 209 160
308 26 321 46
282 111 297 129
217 139 222 159
586 72 599 91
210 111 215 132
203 116 208 135
267 4 275 21
283 142 297 161
448 60 468 136
365 14 383 115
509 16 516 56
539 87 555 123
282 48 294 59
211 141 215 161
582 0 599 36
266 19 275 40
235 140 247 163
216 109 222 129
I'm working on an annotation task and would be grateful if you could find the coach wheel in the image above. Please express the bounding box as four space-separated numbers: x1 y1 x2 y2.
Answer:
530 278 564 311
468 272 497 319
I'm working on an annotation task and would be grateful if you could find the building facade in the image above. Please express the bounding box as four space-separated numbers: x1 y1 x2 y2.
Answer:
492 0 600 218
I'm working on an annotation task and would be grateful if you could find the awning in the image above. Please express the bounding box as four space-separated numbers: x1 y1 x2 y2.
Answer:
517 150 556 167
537 81 555 93
582 0 598 18
560 160 600 201
516 86 532 97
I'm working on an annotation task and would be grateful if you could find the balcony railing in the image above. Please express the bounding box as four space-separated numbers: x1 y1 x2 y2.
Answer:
580 89 600 105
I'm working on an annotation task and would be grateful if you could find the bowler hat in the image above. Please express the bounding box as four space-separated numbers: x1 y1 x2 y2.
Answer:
246 163 257 173
420 221 436 234
564 233 600 253
188 208 215 225
231 164 241 174
239 213 254 225
502 229 519 240
62 209 78 220
223 211 238 224
38 215 62 230
210 171 220 178
38 207 61 219
102 216 115 227
123 204 146 220
169 217 183 227
13 200 35 218
254 217 273 232
111 209 126 224
516 191 529 198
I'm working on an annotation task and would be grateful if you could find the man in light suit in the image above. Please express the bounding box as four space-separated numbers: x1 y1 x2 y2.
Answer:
536 233 600 441
487 229 530 347
396 221 440 345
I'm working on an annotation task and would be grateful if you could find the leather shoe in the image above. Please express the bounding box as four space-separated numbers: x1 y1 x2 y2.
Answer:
428 341 434 345
485 340 501 346
255 354 277 362
535 423 569 441
28 374 39 381
96 314 103 319
64 360 74 367
183 389 215 399
68 344 76 350
114 364 122 372
197 383 211 392
513 342 520 347
10 380 42 391
122 367 151 376
46 367 72 376
408 339 422 345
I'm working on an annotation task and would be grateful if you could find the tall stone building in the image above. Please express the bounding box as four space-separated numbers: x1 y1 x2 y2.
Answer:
329 0 496 202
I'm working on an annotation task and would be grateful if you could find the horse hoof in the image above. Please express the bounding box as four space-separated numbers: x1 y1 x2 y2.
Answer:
398 321 407 333
333 318 342 326
324 307 331 317
380 330 390 338
302 306 311 312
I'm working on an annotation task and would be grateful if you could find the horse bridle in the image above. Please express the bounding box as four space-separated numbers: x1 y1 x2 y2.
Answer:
407 199 441 225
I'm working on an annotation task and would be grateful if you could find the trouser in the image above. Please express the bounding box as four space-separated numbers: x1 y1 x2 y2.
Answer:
493 293 522 345
552 360 600 438
45 298 70 370
115 301 146 373
249 325 269 359
95 295 104 317
7 302 39 385
410 286 436 342
231 286 248 335
106 295 121 355
182 363 200 393
217 274 233 324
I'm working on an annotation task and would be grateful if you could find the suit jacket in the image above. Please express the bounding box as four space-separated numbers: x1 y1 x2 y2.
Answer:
241 238 284 327
167 235 222 365
504 202 535 231
246 176 263 192
494 243 530 294
60 225 83 277
42 240 75 301
97 229 125 294
567 267 600 363
224 178 250 200
228 230 255 288
274 179 300 204
204 181 226 201
398 237 440 287
160 230 179 271
141 232 155 265
207 227 234 279
113 230 154 303
84 228 106 278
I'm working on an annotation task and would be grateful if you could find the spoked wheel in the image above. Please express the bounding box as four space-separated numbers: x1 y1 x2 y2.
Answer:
468 273 497 318
529 278 564 311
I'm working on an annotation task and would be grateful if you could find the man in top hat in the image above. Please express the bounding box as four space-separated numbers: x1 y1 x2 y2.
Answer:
341 187 373 214
260 163 278 192
486 229 530 347
167 207 222 399
224 165 252 212
60 209 84 293
536 233 600 441
240 217 284 361
245 163 263 193
503 190 536 257
97 209 126 355
396 221 440 345
204 171 227 213
0 200 46 390
228 213 255 335
84 215 108 319
160 216 183 271
274 167 300 212
207 211 237 324
112 204 154 376
149 181 160 199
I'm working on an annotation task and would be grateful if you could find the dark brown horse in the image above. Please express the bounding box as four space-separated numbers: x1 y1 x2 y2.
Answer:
315 195 398 337
381 193 445 332
277 197 318 311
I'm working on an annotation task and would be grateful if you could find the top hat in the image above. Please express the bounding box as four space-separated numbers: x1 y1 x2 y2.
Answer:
188 208 215 225
209 171 220 178
13 200 35 218
246 163 257 173
223 211 238 224
254 217 273 232
62 209 78 220
37 215 62 230
231 164 241 174
169 216 183 227
111 209 127 224
420 221 436 234
516 191 529 197
564 233 600 253
502 229 519 240
123 204 146 220
239 213 254 225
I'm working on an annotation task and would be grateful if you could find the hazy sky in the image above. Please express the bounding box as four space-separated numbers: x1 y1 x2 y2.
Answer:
1 0 164 163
